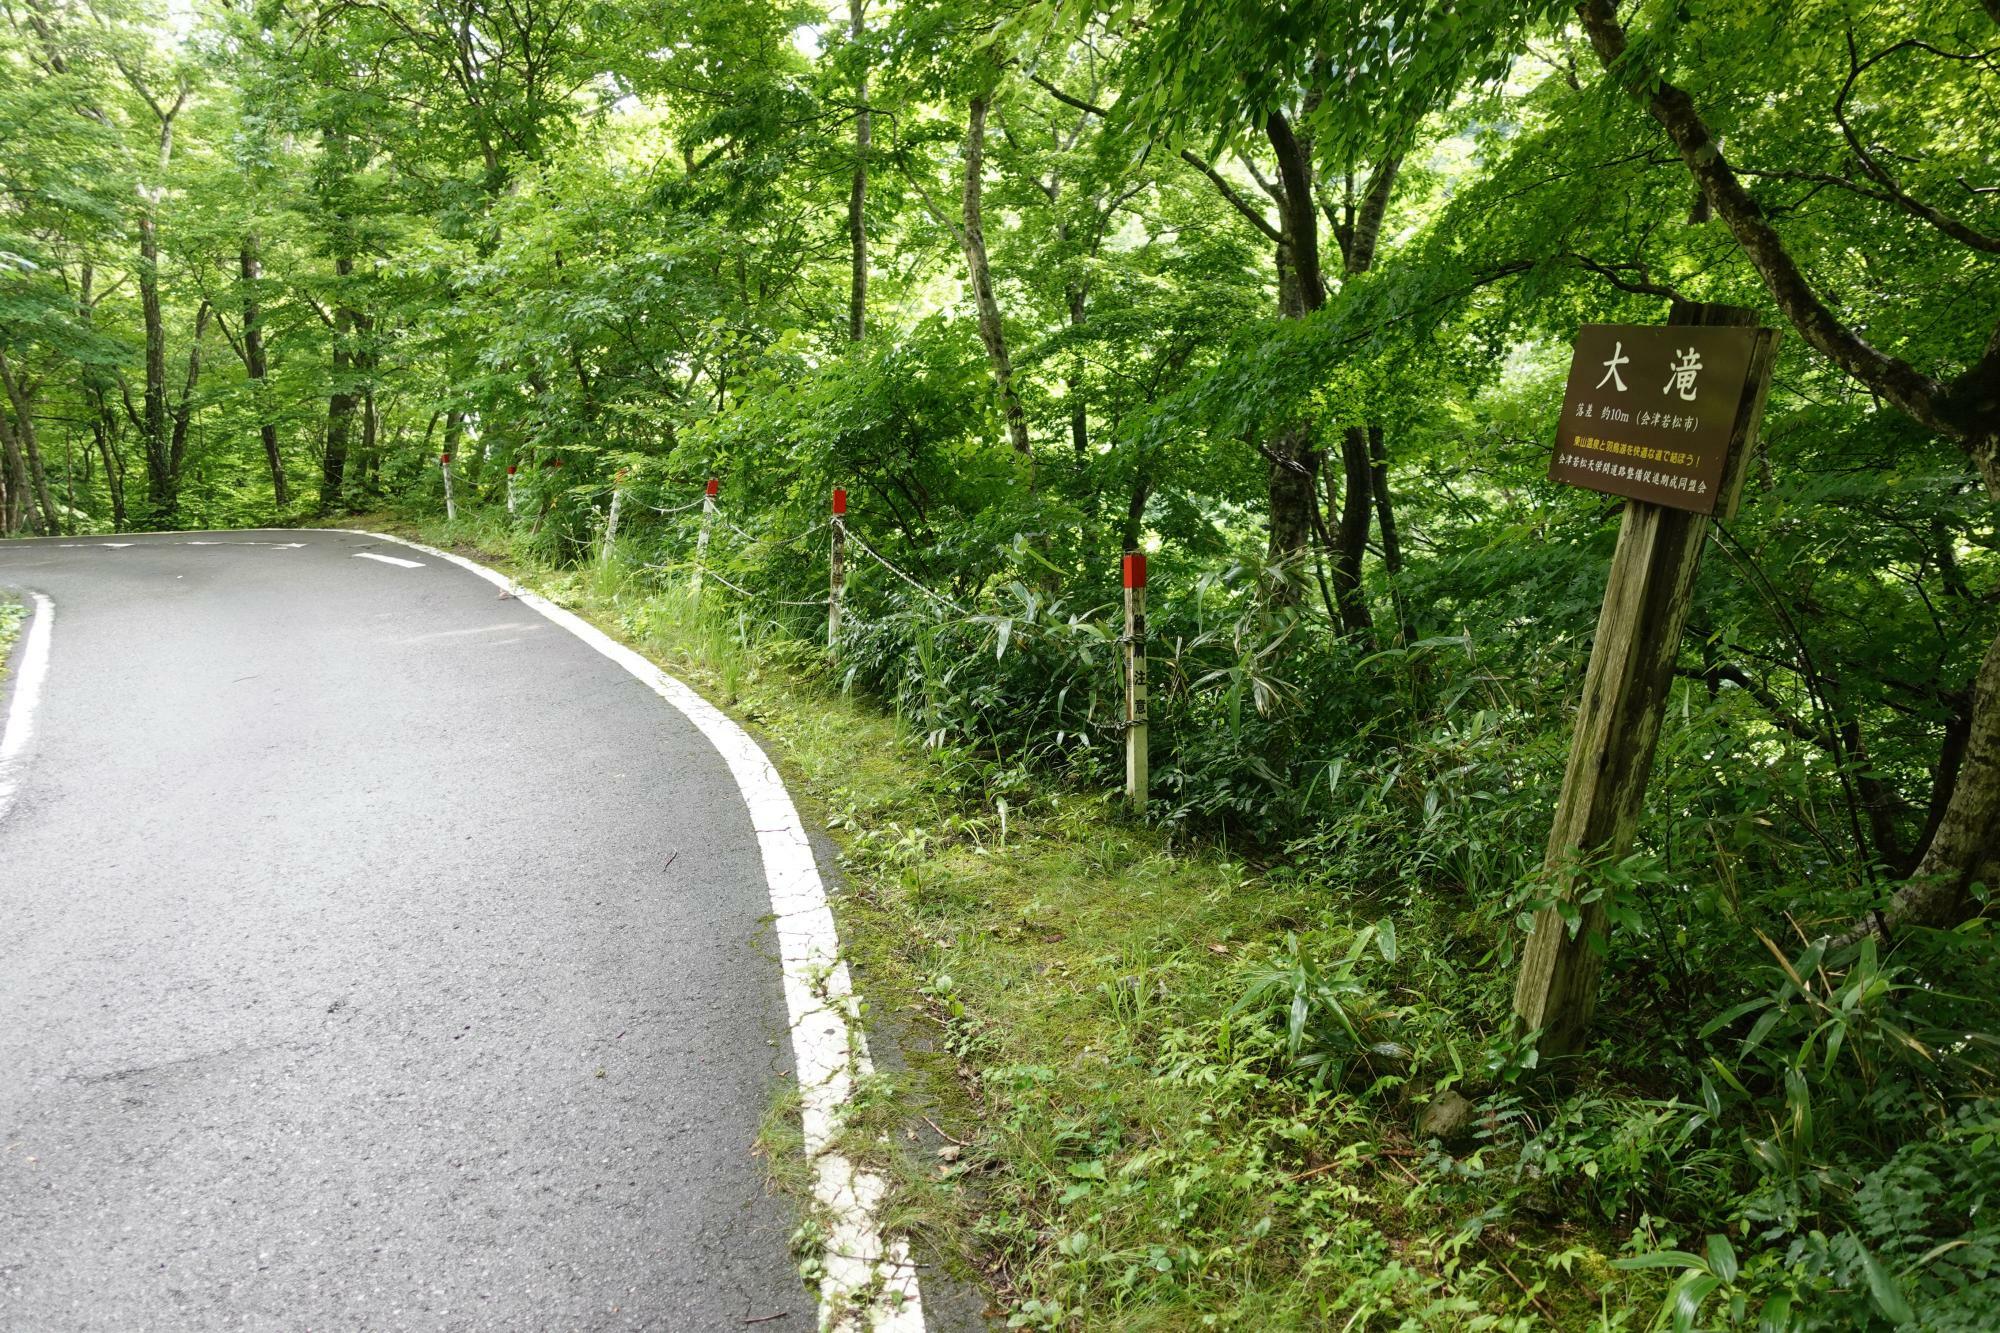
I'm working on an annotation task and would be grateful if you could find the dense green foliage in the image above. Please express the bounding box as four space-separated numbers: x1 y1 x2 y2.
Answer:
6 0 1998 1326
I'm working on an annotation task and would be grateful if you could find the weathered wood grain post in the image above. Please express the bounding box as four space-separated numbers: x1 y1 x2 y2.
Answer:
440 452 456 521
600 471 625 565
505 463 518 515
1513 302 1778 1057
1123 550 1149 812
691 476 718 594
828 487 848 655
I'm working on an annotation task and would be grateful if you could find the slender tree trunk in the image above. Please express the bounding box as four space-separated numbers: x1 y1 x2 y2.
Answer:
1267 426 1319 576
960 93 1032 460
1367 425 1412 641
239 235 288 506
22 414 59 534
1331 427 1374 634
90 394 127 529
0 409 28 534
1259 112 1332 604
355 384 378 502
321 261 357 512
1119 468 1154 556
847 0 869 344
138 204 173 522
0 352 60 533
1838 622 2000 944
76 266 128 528
1262 218 1320 601
1067 282 1089 454
166 305 209 488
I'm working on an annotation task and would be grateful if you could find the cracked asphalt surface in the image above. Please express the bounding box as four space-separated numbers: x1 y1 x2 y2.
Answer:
0 530 817 1331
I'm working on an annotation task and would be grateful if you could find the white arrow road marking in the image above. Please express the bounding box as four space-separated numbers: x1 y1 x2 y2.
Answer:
335 530 925 1333
353 552 425 569
0 592 55 824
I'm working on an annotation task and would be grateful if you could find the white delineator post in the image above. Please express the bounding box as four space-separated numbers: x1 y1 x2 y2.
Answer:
505 463 518 515
601 471 625 565
1123 550 1149 812
440 452 456 521
691 476 718 593
828 487 847 655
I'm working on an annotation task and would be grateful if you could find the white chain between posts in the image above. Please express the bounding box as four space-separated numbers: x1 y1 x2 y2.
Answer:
603 480 969 621
843 528 970 616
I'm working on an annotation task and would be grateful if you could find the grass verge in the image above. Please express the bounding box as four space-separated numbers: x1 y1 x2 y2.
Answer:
0 594 24 686
349 509 1648 1331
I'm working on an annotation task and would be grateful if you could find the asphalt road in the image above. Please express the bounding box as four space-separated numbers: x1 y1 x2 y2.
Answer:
0 530 821 1331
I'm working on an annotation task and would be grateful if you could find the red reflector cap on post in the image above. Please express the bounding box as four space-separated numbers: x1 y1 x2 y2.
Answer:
706 477 719 497
507 464 517 475
1123 552 1147 589
440 454 451 466
832 487 847 516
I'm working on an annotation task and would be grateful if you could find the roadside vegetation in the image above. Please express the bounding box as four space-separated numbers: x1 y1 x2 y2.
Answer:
9 0 1999 1326
376 506 1997 1330
0 596 22 675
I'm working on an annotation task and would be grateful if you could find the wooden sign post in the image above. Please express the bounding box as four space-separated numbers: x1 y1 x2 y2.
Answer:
440 453 456 521
691 477 718 594
1123 551 1149 812
1513 302 1778 1058
828 488 848 656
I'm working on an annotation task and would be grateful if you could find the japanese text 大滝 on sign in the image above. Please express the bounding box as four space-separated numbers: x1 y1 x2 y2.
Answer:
1550 323 1760 516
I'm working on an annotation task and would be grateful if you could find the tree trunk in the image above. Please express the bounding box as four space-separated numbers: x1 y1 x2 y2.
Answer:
239 235 288 506
0 352 60 533
1266 427 1319 598
960 93 1032 460
320 262 357 512
137 205 173 524
166 305 209 490
355 383 378 503
1259 112 1332 605
1262 223 1315 601
21 423 59 535
1331 427 1374 634
1367 425 1413 642
1067 282 1089 454
1122 468 1152 553
847 0 869 344
1837 622 2000 945
90 394 127 529
0 409 28 535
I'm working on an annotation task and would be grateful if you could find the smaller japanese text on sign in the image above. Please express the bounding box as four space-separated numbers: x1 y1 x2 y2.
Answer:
1550 323 1761 516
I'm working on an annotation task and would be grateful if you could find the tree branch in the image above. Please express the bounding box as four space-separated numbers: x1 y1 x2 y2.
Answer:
1023 72 1281 245
1576 0 1994 494
1833 33 2000 255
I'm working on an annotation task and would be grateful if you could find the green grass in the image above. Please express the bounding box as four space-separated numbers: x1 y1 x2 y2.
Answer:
348 508 1656 1330
0 595 24 686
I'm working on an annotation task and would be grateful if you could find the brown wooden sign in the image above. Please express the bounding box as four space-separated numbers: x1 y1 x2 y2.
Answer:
1550 322 1762 517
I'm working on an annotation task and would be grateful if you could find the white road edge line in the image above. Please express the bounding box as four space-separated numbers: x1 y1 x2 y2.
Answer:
334 530 924 1333
0 592 55 824
353 551 425 569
